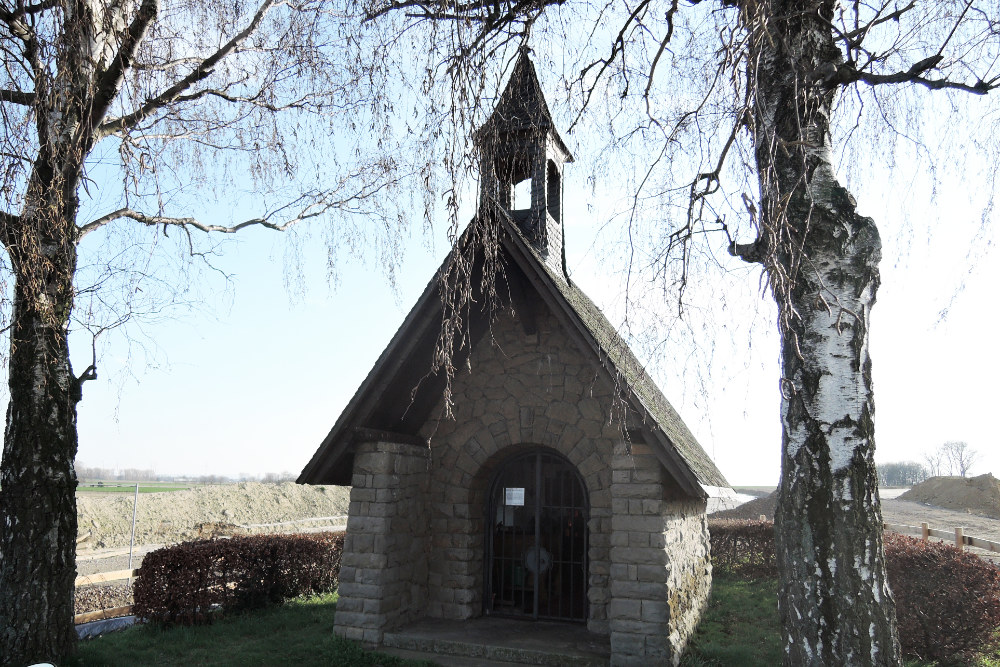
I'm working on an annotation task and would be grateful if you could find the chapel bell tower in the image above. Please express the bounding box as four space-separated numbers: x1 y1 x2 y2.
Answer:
476 51 574 275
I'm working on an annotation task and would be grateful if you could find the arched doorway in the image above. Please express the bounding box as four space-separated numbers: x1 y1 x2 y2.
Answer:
485 448 588 621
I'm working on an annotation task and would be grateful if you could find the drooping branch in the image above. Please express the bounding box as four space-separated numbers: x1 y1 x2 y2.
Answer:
96 0 281 139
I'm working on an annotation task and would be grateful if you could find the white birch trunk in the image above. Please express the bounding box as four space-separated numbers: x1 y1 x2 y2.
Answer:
741 2 903 664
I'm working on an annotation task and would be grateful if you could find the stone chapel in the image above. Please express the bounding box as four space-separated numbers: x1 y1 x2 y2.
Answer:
298 52 729 666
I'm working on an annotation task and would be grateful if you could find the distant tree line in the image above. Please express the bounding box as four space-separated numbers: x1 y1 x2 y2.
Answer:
877 462 928 487
75 462 297 484
878 441 980 487
923 441 979 478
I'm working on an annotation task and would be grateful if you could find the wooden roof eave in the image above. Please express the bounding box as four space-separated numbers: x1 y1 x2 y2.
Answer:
296 268 445 485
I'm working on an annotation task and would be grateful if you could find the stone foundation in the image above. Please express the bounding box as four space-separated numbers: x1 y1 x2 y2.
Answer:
333 440 429 645
333 308 714 663
609 442 712 666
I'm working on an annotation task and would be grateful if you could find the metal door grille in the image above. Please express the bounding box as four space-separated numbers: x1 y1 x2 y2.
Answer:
486 449 588 621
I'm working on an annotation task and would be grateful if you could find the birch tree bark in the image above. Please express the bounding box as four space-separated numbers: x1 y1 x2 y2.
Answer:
742 4 899 662
0 4 94 657
0 0 403 661
357 1 997 664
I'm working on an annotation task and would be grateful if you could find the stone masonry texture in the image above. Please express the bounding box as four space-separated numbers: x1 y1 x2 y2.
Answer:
334 305 712 663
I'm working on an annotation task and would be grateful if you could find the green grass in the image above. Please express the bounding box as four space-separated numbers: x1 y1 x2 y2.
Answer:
78 483 193 494
680 575 1000 667
68 576 1000 666
68 594 434 667
680 575 783 666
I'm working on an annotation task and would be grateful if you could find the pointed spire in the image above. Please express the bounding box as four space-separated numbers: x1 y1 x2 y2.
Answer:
477 49 573 162
476 51 574 277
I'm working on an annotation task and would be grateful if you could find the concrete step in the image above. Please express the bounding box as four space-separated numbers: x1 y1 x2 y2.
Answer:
381 617 609 667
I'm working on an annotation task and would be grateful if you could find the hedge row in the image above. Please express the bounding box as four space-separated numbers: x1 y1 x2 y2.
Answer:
706 519 776 580
133 531 344 625
708 520 1000 662
885 532 1000 661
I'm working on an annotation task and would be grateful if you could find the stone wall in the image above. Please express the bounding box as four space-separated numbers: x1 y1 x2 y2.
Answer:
334 286 713 664
333 441 429 646
420 306 632 631
609 441 712 666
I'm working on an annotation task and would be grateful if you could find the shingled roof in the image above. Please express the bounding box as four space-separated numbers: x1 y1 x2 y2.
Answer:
298 207 728 494
475 50 573 162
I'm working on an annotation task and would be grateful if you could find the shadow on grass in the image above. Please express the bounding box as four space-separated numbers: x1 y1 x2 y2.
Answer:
67 593 433 667
680 575 782 667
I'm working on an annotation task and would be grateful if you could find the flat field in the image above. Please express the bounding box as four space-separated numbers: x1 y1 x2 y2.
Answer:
78 482 193 494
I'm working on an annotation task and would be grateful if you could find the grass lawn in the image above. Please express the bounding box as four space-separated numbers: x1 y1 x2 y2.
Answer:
78 482 194 494
68 594 433 667
680 575 783 666
682 575 1000 667
70 577 1000 666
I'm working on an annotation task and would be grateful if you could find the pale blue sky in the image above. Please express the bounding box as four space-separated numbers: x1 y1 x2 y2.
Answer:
63 155 999 487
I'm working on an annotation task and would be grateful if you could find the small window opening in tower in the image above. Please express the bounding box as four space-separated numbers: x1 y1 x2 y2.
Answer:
546 161 560 222
513 177 531 211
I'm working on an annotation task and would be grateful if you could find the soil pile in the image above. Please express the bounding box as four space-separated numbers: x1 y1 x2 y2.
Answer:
77 482 351 549
711 492 778 521
899 474 1000 519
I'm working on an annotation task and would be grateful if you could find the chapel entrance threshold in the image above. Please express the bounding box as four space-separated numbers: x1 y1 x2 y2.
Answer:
380 616 610 666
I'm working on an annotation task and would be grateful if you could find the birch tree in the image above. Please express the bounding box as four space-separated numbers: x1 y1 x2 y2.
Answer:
359 1 999 664
0 1 405 663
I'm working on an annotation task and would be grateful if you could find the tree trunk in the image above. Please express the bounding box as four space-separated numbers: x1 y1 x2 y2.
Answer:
0 210 82 666
746 2 902 664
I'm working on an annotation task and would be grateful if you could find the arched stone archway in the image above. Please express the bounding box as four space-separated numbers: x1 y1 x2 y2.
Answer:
485 447 588 621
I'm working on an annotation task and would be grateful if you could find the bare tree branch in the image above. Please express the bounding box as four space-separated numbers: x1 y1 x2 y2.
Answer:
841 1 919 42
97 0 281 139
0 0 57 22
0 88 32 104
77 171 406 240
836 62 998 94
89 0 161 137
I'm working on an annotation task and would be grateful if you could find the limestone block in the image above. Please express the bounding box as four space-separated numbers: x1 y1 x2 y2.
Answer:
610 546 666 566
611 483 662 499
611 619 665 636
635 564 667 582
333 625 364 642
356 451 396 474
547 401 579 424
614 514 666 533
608 598 642 620
335 596 362 613
611 580 666 600
578 397 604 423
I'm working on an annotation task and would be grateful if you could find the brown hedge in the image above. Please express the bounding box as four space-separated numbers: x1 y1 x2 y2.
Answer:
708 520 1000 661
707 519 777 579
885 532 1000 662
133 531 344 625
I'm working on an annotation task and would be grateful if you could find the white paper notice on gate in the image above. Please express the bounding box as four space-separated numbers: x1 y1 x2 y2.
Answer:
505 487 525 506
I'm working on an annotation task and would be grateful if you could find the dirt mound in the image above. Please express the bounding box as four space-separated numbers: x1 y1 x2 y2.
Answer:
711 491 777 521
77 482 351 549
899 474 1000 519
